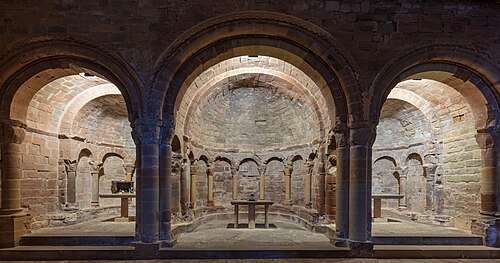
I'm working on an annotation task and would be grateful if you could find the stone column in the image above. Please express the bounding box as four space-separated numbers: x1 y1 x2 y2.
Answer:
0 120 27 248
476 130 497 215
348 123 376 254
132 119 162 251
333 127 349 245
189 160 198 208
180 159 190 214
305 159 313 208
398 167 407 208
90 161 102 207
207 162 214 207
231 166 238 200
325 148 337 223
124 163 135 182
158 122 176 247
259 165 265 200
314 144 326 214
284 160 293 205
63 159 78 208
495 130 500 217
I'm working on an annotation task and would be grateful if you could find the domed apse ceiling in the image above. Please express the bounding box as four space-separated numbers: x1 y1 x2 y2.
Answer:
23 74 132 147
179 56 331 153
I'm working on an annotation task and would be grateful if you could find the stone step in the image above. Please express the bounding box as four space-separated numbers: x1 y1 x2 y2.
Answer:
19 235 135 246
1 245 499 260
372 235 483 245
374 245 500 259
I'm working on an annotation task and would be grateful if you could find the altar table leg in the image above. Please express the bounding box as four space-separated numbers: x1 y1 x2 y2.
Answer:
248 204 255 229
234 204 239 228
115 197 130 222
373 197 382 218
264 205 269 228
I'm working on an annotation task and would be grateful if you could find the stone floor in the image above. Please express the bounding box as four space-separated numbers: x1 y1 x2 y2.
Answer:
4 259 500 262
9 216 499 260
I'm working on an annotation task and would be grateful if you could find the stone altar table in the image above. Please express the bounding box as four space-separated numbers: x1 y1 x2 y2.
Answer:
372 194 404 218
99 193 136 222
230 200 274 229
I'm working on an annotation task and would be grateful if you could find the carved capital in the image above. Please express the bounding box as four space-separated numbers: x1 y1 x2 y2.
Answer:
284 159 293 176
64 159 78 172
475 129 495 149
207 162 214 175
132 119 161 145
190 160 199 175
349 122 377 146
160 120 175 145
0 120 26 144
89 161 102 174
332 128 348 148
124 163 135 174
231 165 238 175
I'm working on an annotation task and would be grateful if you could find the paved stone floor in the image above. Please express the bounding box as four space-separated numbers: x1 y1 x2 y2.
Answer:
5 259 500 262
17 216 498 261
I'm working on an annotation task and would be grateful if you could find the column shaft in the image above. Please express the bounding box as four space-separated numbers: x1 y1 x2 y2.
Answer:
159 143 174 244
91 171 99 206
259 174 265 200
138 143 160 243
349 145 371 242
335 146 349 240
1 142 23 212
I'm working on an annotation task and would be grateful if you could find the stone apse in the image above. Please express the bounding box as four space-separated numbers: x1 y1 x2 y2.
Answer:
0 0 500 254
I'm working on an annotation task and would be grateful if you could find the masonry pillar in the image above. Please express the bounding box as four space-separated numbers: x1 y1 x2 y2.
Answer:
398 167 407 208
284 160 293 205
333 127 349 245
305 159 313 208
314 144 326 214
132 119 162 253
476 129 497 215
90 161 102 207
348 123 376 254
255 165 263 200
325 156 337 223
190 160 198 208
207 162 214 206
159 122 176 247
180 159 190 214
495 130 500 217
63 160 78 208
232 166 238 200
0 120 28 248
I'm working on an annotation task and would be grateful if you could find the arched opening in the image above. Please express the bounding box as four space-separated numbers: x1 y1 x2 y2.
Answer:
373 59 500 236
153 12 356 245
0 40 140 245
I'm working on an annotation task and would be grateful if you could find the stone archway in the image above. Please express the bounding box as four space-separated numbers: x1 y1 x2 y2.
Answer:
0 37 142 248
150 11 365 249
370 43 500 241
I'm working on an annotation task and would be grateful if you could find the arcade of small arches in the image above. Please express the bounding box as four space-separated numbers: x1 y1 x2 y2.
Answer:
1 14 500 253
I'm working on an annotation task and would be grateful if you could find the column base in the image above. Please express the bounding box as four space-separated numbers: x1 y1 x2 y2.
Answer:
331 238 348 247
91 202 99 207
161 238 177 248
207 200 215 207
480 210 496 216
305 202 312 209
132 241 161 258
284 200 293 206
0 211 28 248
348 240 374 257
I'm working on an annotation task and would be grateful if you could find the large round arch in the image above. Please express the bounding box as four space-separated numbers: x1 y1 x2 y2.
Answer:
369 43 500 125
151 11 361 127
0 36 143 122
